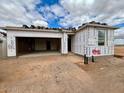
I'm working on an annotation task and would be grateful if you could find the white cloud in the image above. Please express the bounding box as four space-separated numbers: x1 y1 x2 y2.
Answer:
33 20 48 27
59 0 124 27
115 27 124 38
39 4 67 20
39 5 57 20
51 4 67 17
0 0 48 27
0 0 124 32
60 0 94 16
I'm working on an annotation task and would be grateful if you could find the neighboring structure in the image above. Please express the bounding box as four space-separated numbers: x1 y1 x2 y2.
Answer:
114 39 124 45
114 34 124 45
0 29 7 58
0 21 118 57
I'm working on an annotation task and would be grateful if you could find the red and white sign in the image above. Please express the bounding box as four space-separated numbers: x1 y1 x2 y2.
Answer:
92 49 101 55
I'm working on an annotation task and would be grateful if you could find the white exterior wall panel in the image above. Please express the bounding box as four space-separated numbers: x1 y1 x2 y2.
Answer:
0 36 7 58
7 36 16 57
71 28 87 55
7 30 68 57
86 28 114 57
7 31 63 38
6 25 115 57
61 33 68 54
72 27 114 57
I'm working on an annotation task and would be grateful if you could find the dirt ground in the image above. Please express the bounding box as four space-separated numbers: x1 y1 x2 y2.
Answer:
0 54 124 93
114 46 124 57
76 56 124 93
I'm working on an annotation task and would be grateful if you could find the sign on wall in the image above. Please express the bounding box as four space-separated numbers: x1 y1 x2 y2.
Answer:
92 49 101 55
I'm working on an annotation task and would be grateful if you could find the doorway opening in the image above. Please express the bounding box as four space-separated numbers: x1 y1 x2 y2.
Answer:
46 40 51 51
68 35 72 52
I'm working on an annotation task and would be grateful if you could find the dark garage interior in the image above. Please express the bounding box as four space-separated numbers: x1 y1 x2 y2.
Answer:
16 37 61 56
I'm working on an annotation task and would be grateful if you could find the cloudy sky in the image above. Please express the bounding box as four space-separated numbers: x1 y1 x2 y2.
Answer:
0 0 124 37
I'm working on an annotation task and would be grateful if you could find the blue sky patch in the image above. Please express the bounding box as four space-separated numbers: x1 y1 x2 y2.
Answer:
41 0 59 6
115 23 124 28
48 18 60 28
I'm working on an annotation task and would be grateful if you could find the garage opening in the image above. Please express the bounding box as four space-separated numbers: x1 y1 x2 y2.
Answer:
16 37 61 56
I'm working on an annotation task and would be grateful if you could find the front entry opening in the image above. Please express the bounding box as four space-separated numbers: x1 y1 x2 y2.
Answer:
68 36 71 52
46 41 51 51
16 37 61 56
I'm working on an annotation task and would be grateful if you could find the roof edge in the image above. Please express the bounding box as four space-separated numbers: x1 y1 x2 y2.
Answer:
77 23 118 31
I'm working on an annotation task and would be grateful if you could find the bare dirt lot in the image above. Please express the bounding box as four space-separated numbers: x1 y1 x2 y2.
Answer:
76 56 124 93
114 46 124 57
0 55 124 93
